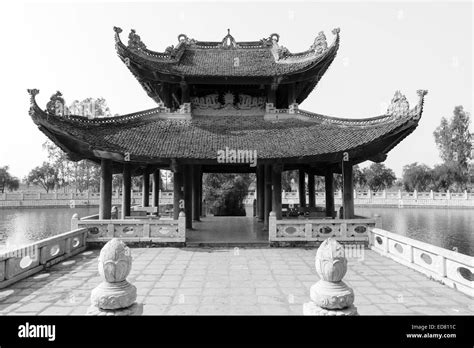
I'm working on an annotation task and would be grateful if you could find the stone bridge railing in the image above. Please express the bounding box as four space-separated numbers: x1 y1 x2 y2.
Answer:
0 228 88 289
72 212 186 244
370 228 473 297
268 213 376 245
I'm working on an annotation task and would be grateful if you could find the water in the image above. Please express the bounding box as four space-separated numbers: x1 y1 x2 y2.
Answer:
356 207 473 256
0 207 97 249
0 206 472 256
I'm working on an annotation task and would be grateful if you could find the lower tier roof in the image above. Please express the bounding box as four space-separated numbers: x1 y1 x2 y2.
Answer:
27 89 427 173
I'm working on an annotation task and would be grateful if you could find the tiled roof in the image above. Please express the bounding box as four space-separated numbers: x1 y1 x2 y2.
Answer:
27 90 427 164
114 27 340 78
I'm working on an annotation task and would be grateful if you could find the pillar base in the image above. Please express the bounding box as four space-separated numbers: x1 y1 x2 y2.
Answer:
309 280 354 309
87 303 141 316
303 302 358 316
90 280 137 310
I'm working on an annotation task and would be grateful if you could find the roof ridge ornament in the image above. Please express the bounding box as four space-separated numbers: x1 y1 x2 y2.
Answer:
221 28 238 49
128 29 146 51
387 90 410 117
311 31 328 54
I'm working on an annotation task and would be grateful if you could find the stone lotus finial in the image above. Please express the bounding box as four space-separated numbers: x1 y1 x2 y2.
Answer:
303 238 358 315
98 238 132 283
315 238 347 282
88 238 137 315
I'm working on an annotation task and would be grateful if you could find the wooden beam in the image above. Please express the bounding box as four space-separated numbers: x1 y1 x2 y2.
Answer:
121 163 131 219
99 159 112 220
342 161 354 219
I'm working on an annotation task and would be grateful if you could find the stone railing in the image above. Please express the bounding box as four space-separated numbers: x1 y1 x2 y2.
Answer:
370 228 473 297
268 213 375 245
72 212 186 244
0 228 88 289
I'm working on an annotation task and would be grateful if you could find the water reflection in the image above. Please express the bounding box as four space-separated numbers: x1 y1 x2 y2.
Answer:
0 207 97 249
356 207 473 256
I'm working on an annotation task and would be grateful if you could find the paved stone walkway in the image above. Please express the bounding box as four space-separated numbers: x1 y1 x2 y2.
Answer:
0 247 472 315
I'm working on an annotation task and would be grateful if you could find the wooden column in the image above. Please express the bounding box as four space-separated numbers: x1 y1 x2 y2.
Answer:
152 169 160 208
325 170 334 218
142 169 150 207
267 83 278 105
199 171 204 217
183 164 193 229
99 158 112 220
298 170 306 208
308 173 315 208
121 163 131 219
257 165 264 222
288 83 296 106
342 161 355 219
272 164 283 220
192 165 201 221
180 81 190 104
173 167 184 220
263 164 273 230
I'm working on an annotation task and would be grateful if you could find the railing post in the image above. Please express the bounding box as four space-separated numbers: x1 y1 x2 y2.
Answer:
447 190 451 200
269 211 277 241
464 190 468 200
71 213 79 230
413 189 418 200
430 190 434 199
398 190 402 199
382 189 387 199
178 211 186 239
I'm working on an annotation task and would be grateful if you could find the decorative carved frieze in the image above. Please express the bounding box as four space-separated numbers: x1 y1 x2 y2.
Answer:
191 92 265 111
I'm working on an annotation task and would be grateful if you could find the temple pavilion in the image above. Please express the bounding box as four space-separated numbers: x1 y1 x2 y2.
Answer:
28 27 427 243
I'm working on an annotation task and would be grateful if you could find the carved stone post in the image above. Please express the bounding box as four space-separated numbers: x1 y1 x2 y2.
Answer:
303 238 358 316
87 238 138 315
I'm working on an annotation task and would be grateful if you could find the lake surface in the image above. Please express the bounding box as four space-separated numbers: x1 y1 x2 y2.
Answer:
0 206 472 256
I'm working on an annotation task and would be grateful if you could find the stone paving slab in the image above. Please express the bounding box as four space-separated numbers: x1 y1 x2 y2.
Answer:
0 247 472 316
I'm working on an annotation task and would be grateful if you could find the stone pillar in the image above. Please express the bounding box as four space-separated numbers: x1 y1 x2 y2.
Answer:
152 170 160 209
342 161 354 219
173 168 184 220
88 238 138 315
324 170 334 218
303 238 358 316
287 83 296 106
308 173 315 208
267 83 278 105
180 81 190 104
142 169 150 207
257 165 265 222
272 164 283 220
121 164 131 219
183 164 193 229
99 158 112 220
298 170 306 208
192 165 201 222
263 164 273 230
199 171 204 217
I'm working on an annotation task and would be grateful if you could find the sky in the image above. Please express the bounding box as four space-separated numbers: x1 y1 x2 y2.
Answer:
0 0 472 179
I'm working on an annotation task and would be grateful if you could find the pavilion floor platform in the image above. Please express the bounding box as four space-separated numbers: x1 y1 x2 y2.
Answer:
186 216 267 245
0 247 472 315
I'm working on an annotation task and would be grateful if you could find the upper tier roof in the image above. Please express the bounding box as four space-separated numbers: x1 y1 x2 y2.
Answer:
114 27 340 81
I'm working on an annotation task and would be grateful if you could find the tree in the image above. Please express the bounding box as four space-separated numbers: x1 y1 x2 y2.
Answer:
282 170 298 191
203 173 252 216
431 162 466 192
363 163 396 191
402 162 433 191
0 166 20 193
433 106 472 189
26 162 59 193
